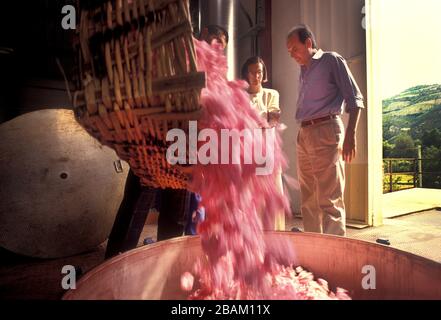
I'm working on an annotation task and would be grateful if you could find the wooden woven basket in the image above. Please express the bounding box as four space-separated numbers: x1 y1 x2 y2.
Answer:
73 0 205 189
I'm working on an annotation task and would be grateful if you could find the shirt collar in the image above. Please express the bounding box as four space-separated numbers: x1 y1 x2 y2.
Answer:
301 49 324 73
312 49 324 60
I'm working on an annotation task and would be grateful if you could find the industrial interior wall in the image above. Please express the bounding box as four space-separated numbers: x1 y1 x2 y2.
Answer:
272 0 375 225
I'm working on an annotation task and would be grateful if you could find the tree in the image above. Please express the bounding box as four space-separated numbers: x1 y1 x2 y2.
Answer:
391 134 416 158
383 141 394 158
422 146 441 189
422 129 441 149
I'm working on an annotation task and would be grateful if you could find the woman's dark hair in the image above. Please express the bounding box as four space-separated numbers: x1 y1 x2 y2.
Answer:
287 24 318 49
241 56 268 83
203 25 229 44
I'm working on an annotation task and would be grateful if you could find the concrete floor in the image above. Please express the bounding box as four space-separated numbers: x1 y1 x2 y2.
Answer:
1 209 440 300
382 188 441 218
288 209 441 263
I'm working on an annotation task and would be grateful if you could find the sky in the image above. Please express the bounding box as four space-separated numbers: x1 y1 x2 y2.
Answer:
376 0 441 99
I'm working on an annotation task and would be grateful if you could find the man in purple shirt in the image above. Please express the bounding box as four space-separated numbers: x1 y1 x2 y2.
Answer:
286 24 364 236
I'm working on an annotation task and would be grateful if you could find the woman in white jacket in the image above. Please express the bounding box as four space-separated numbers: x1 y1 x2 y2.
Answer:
241 56 285 231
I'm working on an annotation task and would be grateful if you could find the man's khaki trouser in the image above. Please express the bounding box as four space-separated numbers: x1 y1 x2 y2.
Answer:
296 117 346 236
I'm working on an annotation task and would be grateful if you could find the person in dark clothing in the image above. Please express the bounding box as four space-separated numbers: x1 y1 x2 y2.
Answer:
105 171 190 259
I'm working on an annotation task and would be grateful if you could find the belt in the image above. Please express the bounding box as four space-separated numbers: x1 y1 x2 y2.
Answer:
301 115 338 127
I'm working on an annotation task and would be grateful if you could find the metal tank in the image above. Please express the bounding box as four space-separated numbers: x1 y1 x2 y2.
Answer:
63 233 441 300
0 109 129 259
200 0 240 80
195 0 265 81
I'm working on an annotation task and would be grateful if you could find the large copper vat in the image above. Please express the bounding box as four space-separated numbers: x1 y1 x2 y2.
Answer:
63 233 441 300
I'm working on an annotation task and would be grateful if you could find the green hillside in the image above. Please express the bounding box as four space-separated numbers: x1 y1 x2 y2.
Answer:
383 84 441 191
383 84 441 142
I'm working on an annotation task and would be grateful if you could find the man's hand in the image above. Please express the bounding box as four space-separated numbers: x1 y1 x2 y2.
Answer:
343 131 356 163
343 108 362 163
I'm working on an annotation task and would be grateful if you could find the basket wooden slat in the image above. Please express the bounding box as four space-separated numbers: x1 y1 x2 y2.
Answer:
74 0 204 189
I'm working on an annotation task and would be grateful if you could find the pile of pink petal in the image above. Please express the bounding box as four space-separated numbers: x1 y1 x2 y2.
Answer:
182 266 350 300
181 39 351 301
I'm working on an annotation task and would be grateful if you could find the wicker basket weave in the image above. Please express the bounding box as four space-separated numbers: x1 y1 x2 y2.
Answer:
73 0 205 189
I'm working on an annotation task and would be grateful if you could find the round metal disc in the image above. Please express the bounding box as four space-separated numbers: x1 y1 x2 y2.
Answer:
0 109 129 258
